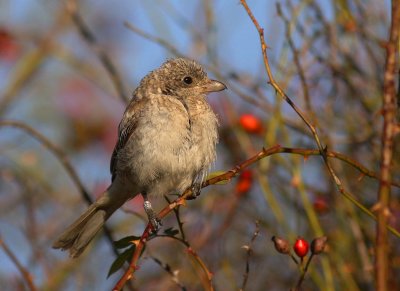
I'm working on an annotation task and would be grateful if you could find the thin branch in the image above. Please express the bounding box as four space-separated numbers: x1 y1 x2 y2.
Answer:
0 235 37 291
0 46 46 116
155 234 213 290
276 3 313 113
66 0 128 103
123 21 184 58
165 196 187 243
279 147 400 188
150 256 187 291
375 1 400 290
112 144 400 290
239 0 386 245
123 19 317 144
240 220 260 291
240 0 325 152
0 120 90 201
186 247 214 291
0 121 120 258
294 254 315 291
0 6 69 115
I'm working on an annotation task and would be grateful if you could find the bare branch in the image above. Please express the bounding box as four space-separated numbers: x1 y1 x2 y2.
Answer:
0 235 37 291
66 0 128 103
375 2 400 290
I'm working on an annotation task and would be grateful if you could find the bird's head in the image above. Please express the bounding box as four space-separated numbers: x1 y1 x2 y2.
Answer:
136 58 226 99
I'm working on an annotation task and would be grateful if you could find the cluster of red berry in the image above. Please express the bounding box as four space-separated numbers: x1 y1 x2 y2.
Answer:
233 114 263 197
272 236 327 258
271 236 327 287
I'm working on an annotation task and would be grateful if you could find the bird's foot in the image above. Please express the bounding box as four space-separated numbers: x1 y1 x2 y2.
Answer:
187 183 202 200
143 200 162 233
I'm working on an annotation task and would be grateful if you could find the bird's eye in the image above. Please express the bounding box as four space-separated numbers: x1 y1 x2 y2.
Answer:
183 76 193 84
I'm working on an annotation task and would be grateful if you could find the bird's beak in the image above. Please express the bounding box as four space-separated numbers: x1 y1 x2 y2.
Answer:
202 79 227 93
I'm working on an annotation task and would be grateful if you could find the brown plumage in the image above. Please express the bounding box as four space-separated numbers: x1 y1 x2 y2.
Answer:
52 58 226 257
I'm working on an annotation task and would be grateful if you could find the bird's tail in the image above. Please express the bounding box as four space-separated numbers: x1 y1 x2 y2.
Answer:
52 185 129 258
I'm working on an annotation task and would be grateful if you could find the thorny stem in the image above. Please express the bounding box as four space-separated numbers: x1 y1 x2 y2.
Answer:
294 254 315 291
113 144 400 290
165 196 187 243
150 256 187 290
239 1 400 290
375 1 400 290
239 0 400 240
239 0 345 193
240 221 260 291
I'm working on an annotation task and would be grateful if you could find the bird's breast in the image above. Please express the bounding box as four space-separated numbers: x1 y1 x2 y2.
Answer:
119 96 218 195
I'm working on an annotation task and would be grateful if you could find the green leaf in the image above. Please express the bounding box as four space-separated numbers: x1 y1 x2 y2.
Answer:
113 235 141 249
107 246 136 278
206 171 229 185
163 227 179 237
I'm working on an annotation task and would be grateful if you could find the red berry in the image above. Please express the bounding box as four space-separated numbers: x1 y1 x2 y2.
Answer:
240 169 253 180
313 196 329 214
0 29 20 61
235 170 253 196
235 179 252 195
293 237 309 258
239 114 262 133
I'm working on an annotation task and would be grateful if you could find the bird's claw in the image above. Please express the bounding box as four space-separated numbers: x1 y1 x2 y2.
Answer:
143 200 162 234
187 183 201 200
149 216 162 234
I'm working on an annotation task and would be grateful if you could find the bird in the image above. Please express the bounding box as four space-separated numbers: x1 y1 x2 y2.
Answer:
52 58 226 258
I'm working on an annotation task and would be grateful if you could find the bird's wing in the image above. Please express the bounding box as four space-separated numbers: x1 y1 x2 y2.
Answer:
110 97 147 181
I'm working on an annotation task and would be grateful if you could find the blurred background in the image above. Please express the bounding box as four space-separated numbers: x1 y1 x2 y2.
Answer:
0 0 399 290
